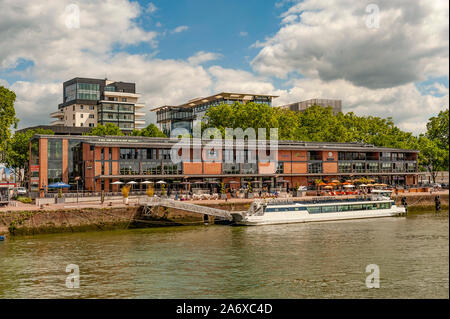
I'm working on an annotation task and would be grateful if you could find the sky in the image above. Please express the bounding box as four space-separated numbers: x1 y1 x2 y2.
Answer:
0 0 448 135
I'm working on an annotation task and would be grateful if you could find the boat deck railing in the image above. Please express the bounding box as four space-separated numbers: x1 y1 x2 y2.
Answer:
266 195 391 206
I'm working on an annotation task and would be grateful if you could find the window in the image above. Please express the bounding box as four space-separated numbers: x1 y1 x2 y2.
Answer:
109 148 112 160
122 98 127 102
120 148 137 160
73 105 75 111
223 163 240 174
101 148 104 160
142 162 162 175
159 149 171 160
80 105 83 110
164 163 182 175
89 114 94 119
90 105 95 110
80 114 84 118
308 151 321 161
80 123 83 127
367 162 379 173
307 207 322 214
276 162 284 174
322 206 336 213
73 114 75 120
338 162 351 173
119 162 139 175
353 162 365 173
89 123 94 127
308 162 322 173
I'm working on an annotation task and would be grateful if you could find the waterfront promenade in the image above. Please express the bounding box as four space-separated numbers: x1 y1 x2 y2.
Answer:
0 190 448 213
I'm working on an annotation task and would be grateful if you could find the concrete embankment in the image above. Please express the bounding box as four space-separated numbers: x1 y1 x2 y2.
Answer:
0 201 252 236
0 193 447 237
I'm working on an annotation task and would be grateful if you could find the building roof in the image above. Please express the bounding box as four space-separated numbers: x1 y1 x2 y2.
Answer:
31 134 419 153
151 92 279 111
17 125 91 135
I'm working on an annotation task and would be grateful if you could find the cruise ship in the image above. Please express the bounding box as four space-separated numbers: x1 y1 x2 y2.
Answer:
231 190 406 226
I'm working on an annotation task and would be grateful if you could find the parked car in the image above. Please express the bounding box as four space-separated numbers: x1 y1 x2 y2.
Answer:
440 183 448 189
14 187 28 196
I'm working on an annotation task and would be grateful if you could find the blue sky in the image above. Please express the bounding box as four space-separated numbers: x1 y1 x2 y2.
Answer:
132 0 283 71
0 0 448 134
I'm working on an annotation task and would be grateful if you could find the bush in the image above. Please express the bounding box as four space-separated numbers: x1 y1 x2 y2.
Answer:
16 196 32 204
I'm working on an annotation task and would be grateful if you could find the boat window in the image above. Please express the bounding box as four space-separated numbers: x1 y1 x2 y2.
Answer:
322 206 336 213
338 205 350 212
307 207 322 214
351 204 363 210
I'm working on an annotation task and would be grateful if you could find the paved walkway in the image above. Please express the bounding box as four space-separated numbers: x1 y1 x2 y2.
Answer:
1 190 447 212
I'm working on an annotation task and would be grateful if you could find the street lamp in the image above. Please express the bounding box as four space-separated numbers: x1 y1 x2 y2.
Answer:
75 176 80 205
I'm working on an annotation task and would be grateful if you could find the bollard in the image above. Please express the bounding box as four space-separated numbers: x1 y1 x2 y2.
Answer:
435 195 441 212
401 196 408 214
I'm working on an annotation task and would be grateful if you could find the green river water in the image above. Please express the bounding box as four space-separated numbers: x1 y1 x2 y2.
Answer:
0 210 448 299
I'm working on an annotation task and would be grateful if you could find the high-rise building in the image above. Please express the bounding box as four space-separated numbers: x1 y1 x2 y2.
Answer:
50 77 146 132
279 99 342 114
152 92 279 136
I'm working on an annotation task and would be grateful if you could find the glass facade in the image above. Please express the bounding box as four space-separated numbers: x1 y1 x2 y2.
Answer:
68 140 83 189
98 102 135 130
47 139 62 186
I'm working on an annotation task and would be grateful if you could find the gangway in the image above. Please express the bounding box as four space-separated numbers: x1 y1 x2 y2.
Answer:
143 197 239 221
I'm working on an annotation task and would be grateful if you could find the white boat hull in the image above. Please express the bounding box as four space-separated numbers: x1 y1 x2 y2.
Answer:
236 205 406 226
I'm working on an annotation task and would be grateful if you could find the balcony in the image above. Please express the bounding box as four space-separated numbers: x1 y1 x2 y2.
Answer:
50 119 65 126
50 110 64 119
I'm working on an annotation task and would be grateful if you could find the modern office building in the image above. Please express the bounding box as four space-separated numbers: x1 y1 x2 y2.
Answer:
50 77 146 132
29 134 419 194
153 92 278 136
280 99 342 114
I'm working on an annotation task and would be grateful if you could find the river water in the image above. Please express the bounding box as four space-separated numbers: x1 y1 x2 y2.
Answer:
0 210 448 299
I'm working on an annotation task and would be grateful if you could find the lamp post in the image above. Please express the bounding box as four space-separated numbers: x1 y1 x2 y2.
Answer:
75 176 80 205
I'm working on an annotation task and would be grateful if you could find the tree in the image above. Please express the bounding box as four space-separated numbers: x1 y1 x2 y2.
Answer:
417 135 448 183
5 128 54 184
0 86 19 153
85 123 124 136
426 109 449 148
130 124 166 137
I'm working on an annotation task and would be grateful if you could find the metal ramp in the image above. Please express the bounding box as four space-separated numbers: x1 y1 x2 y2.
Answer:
143 197 241 221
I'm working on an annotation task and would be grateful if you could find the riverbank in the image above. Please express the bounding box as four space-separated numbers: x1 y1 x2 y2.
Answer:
0 191 447 237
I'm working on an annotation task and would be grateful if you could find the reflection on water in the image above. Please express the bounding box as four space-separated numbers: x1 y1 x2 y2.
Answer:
0 210 448 298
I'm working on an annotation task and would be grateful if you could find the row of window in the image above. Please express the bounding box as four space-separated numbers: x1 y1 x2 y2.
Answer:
307 202 392 214
338 152 414 161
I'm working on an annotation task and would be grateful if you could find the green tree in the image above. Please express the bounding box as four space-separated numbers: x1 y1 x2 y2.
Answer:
426 109 449 148
417 135 448 183
0 86 19 152
85 123 124 136
130 124 166 137
5 128 54 184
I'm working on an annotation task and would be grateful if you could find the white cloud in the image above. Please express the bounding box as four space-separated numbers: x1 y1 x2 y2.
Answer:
208 66 277 94
252 0 449 89
187 51 222 65
0 0 447 137
171 25 189 34
239 31 248 37
274 78 449 134
146 2 157 14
